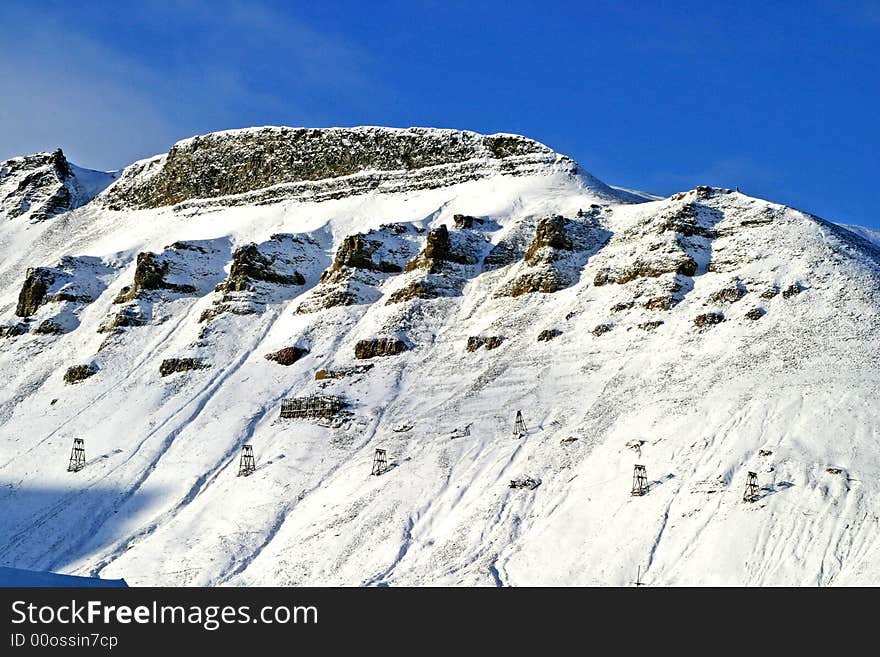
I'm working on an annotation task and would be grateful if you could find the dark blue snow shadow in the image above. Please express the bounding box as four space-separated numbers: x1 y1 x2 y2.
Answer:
252 453 287 472
646 473 676 494
756 480 795 501
370 461 402 477
0 482 160 575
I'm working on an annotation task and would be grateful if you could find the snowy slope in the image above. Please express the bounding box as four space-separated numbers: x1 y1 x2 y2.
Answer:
839 223 880 249
1 127 879 587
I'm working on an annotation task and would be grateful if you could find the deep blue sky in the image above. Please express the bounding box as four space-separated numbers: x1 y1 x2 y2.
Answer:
2 1 878 227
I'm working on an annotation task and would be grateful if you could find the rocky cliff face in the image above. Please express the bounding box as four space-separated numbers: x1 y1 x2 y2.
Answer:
296 224 421 313
7 256 114 337
99 126 602 210
494 213 610 297
98 240 228 335
16 268 57 317
202 234 317 323
0 149 115 222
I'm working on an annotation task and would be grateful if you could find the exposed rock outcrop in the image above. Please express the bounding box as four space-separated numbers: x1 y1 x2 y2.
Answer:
0 149 114 222
483 336 504 350
323 234 403 275
707 280 747 304
298 225 419 314
537 329 561 342
98 240 227 333
592 324 613 336
0 322 29 338
16 268 55 317
114 251 197 303
496 215 610 298
293 281 360 314
670 186 732 202
594 254 698 286
354 338 409 359
453 214 486 230
610 301 635 313
466 336 483 352
745 308 766 320
63 364 97 384
264 346 308 366
14 257 112 337
655 202 717 238
577 204 605 218
98 306 146 333
16 258 105 317
314 364 373 380
694 312 724 328
495 270 569 297
220 243 305 292
390 273 476 307
205 234 315 321
642 295 680 311
591 197 719 296
782 283 802 298
484 241 521 269
404 225 477 273
34 320 64 335
466 335 504 352
102 127 577 210
407 225 451 271
524 216 573 265
159 358 209 377
383 224 484 305
114 240 226 307
386 279 458 304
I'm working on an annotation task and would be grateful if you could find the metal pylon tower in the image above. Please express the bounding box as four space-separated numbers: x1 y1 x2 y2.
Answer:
67 438 85 472
371 448 387 476
631 464 648 496
743 471 760 503
238 444 256 477
513 410 527 437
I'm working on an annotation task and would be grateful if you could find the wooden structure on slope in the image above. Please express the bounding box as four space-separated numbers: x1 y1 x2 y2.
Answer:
279 395 347 420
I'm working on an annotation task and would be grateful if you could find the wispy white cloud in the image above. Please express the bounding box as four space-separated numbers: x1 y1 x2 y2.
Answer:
0 13 177 168
0 1 379 169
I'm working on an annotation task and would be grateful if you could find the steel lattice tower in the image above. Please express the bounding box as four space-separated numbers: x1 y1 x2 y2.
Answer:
631 464 648 496
67 438 85 473
513 410 527 437
371 448 388 476
238 445 256 477
743 471 760 503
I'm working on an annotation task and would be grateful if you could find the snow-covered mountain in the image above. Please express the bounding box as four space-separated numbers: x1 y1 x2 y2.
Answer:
1 126 878 586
